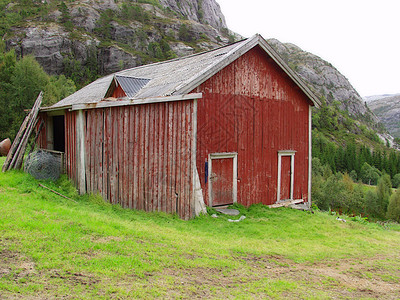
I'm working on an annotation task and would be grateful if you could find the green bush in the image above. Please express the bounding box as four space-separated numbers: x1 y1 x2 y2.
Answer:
364 174 393 220
376 174 392 218
313 173 356 213
178 24 193 42
392 174 400 188
349 170 358 182
360 162 381 185
365 190 379 218
386 189 400 222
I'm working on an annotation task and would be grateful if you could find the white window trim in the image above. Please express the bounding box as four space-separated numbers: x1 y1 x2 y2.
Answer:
277 150 296 202
208 152 238 207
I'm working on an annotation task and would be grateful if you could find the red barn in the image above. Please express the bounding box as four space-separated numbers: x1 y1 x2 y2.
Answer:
39 34 320 219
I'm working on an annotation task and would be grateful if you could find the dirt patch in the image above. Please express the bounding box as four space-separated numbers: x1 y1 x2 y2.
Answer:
0 248 36 281
49 270 100 286
0 241 101 299
146 254 400 299
294 258 400 299
1 237 399 299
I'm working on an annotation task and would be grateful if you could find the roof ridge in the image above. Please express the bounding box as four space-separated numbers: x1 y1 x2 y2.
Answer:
115 74 151 80
174 34 260 95
115 38 249 75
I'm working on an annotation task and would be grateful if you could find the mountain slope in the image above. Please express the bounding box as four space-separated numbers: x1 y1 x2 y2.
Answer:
2 0 236 86
1 0 391 149
366 94 400 138
267 39 379 127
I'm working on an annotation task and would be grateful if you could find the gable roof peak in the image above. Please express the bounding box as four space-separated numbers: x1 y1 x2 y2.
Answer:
47 34 320 110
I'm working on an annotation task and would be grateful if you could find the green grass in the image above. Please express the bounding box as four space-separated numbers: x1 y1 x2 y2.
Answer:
1 157 400 298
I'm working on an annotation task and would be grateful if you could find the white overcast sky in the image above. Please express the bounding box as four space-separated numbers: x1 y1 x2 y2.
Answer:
216 0 400 97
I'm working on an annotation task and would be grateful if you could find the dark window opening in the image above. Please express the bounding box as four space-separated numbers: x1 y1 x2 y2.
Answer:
53 115 65 152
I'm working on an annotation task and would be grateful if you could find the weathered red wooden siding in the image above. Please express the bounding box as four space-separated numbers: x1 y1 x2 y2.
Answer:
112 85 126 98
36 113 47 149
193 46 311 206
84 100 195 219
65 110 77 185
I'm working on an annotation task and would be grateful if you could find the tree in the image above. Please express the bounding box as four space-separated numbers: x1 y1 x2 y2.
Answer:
0 49 75 140
0 43 17 140
58 1 73 31
365 190 379 218
386 189 400 222
44 75 76 106
7 55 49 137
392 174 400 188
349 170 358 182
347 184 365 215
360 162 381 185
375 174 392 219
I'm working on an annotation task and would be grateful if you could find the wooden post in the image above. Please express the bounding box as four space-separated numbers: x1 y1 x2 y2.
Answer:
76 110 86 194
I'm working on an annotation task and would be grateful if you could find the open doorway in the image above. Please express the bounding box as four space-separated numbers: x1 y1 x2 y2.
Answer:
52 115 65 152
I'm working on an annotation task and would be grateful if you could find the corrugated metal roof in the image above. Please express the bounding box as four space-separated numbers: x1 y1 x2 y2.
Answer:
48 34 320 109
114 75 150 98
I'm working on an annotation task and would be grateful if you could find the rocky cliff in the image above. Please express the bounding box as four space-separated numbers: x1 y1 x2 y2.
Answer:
3 0 235 82
1 0 387 139
365 94 400 138
158 0 226 29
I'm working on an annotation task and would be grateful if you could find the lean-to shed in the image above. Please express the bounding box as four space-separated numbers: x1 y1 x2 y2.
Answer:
39 34 320 219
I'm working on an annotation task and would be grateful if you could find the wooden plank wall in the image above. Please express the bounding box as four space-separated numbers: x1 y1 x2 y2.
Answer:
193 46 311 206
84 100 195 219
65 110 77 185
36 112 47 149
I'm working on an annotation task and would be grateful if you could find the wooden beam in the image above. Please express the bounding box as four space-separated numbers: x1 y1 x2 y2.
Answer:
268 199 304 208
70 93 203 111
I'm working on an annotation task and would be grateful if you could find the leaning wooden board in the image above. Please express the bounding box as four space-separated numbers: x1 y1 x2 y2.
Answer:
2 92 43 172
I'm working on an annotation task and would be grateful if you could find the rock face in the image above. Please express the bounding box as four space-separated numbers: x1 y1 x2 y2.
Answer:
159 0 227 29
365 94 400 138
4 0 233 77
267 39 379 126
2 0 385 139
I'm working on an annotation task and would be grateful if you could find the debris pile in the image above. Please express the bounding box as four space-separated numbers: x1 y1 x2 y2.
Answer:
24 150 62 181
2 92 42 172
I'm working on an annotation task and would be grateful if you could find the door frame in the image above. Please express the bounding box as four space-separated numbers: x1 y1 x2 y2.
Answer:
208 152 238 207
277 150 296 202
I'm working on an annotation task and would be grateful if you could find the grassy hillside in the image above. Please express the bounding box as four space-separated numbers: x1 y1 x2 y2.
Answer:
1 158 400 298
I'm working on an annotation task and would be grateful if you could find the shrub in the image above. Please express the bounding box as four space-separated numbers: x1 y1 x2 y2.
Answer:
365 190 379 218
178 24 193 42
392 173 400 188
314 173 348 212
360 162 381 185
386 189 400 222
349 170 358 182
374 174 392 219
